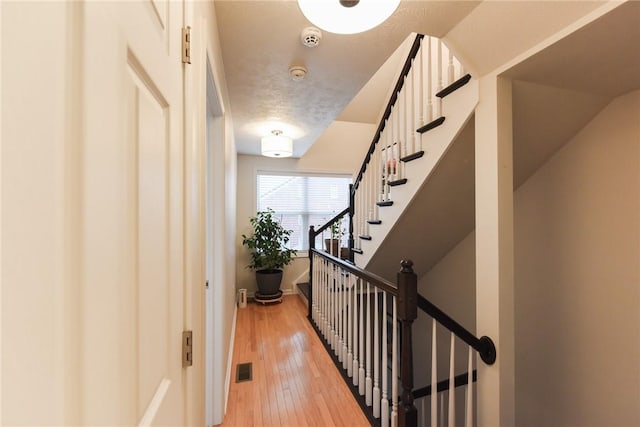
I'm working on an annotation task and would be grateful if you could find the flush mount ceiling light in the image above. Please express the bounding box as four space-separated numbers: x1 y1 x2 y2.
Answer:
261 130 293 158
297 0 400 35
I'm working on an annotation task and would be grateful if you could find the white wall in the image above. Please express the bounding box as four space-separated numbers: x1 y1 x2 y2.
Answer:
235 122 374 295
414 230 476 379
195 2 238 424
413 231 477 424
412 89 640 426
514 90 640 426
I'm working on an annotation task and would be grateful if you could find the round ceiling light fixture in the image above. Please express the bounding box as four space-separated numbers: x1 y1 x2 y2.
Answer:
297 0 400 35
261 130 293 158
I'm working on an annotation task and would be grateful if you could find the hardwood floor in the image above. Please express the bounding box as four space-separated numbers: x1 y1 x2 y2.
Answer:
221 295 370 426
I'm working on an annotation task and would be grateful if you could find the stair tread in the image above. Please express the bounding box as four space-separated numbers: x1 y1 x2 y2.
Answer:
416 116 445 134
359 235 372 241
351 248 363 254
400 151 424 163
376 200 393 207
436 73 472 98
388 178 407 187
297 282 310 300
367 219 382 225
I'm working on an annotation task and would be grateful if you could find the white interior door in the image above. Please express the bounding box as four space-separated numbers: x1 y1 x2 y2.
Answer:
2 1 189 424
81 1 186 425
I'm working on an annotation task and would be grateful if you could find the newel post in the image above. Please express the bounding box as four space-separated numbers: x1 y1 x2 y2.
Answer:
397 260 418 427
308 225 315 320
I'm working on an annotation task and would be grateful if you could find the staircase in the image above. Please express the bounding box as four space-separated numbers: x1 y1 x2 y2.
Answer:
307 33 494 427
350 34 478 279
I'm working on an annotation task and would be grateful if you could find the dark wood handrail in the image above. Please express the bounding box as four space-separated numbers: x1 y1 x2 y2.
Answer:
309 248 399 296
311 207 349 237
352 33 424 195
417 294 496 365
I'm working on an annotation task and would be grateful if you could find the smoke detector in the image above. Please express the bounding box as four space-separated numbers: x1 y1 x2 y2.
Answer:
289 65 307 81
301 27 322 48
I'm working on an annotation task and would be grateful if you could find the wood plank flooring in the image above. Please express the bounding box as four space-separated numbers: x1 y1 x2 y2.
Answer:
220 295 370 427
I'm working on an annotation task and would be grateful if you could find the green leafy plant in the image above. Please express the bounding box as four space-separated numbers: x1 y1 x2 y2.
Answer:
241 208 297 272
328 216 344 240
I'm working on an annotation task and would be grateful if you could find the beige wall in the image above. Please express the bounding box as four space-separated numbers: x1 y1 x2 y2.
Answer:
412 89 640 425
514 90 640 426
413 231 477 422
195 2 238 424
414 230 476 383
236 123 373 295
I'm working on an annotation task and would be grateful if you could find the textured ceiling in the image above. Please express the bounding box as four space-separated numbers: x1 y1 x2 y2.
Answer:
214 0 481 157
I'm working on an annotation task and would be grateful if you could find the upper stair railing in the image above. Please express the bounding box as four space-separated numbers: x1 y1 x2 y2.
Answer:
350 33 472 258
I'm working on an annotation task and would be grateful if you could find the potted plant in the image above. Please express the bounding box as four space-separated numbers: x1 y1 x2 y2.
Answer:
242 208 296 295
324 216 344 257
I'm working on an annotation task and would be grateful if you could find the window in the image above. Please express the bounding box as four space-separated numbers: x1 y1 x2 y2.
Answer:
257 172 351 251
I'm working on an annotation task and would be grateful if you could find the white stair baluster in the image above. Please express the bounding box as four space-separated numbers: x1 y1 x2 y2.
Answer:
311 253 316 323
317 255 322 324
385 130 391 201
328 262 333 347
342 271 348 368
359 278 365 394
393 108 399 183
373 286 380 417
338 268 343 363
447 49 455 85
325 259 330 338
320 258 326 336
401 70 407 161
358 188 364 243
331 263 336 350
408 62 416 156
439 393 445 427
417 41 425 153
425 36 433 126
381 292 389 427
391 296 398 427
328 261 332 339
320 258 325 334
366 282 372 405
436 39 443 118
353 278 359 386
466 346 473 427
431 319 437 427
347 275 353 377
448 333 455 427
335 266 340 352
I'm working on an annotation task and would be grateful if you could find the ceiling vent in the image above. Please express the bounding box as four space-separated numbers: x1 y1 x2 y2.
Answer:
289 65 307 81
301 27 322 48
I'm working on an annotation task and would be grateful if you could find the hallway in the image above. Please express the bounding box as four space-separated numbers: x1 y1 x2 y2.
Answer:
221 295 370 426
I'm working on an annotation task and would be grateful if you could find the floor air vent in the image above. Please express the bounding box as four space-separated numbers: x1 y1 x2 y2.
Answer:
235 362 253 383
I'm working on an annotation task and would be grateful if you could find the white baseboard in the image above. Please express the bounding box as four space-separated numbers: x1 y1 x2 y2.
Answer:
223 304 237 416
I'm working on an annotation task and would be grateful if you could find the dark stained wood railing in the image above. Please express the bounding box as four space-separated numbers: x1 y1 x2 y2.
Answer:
308 248 417 427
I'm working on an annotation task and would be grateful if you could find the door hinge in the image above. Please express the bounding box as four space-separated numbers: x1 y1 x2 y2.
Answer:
182 26 191 64
182 330 193 367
